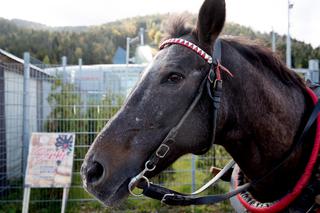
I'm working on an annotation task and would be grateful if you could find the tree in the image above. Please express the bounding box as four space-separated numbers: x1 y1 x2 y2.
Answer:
74 47 83 60
43 55 50 64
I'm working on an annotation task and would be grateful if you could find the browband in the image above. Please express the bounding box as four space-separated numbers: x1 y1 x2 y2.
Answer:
159 38 233 79
159 38 213 64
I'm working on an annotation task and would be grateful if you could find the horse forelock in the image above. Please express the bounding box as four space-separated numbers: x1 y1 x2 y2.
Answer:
161 14 194 42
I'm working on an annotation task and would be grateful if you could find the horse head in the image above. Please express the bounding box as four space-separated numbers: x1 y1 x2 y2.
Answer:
81 0 228 206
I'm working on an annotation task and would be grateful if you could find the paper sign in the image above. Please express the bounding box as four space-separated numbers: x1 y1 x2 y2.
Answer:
25 133 75 188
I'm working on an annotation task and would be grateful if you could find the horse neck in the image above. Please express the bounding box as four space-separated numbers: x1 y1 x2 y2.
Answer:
217 41 313 201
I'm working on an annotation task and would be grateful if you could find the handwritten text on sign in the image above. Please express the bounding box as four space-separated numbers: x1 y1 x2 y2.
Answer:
25 133 75 188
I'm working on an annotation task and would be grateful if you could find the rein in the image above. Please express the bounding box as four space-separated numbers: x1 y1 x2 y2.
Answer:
127 38 320 210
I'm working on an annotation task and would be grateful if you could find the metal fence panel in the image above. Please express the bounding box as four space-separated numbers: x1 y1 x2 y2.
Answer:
0 60 232 212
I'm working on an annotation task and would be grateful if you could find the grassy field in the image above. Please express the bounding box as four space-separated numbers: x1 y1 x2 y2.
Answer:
0 146 233 213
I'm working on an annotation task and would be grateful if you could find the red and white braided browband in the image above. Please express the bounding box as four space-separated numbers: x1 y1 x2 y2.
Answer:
159 38 213 64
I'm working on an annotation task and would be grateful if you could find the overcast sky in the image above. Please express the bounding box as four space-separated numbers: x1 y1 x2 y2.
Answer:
1 0 319 47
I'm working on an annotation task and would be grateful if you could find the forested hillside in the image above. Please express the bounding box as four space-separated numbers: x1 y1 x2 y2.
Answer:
0 15 319 67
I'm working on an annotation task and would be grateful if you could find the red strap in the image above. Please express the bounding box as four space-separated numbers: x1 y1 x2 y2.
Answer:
216 65 221 81
218 63 234 78
216 62 233 81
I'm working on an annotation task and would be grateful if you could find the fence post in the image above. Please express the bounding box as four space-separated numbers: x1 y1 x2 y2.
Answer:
0 62 7 196
78 58 82 72
191 155 196 192
191 155 196 213
22 52 30 175
309 59 320 83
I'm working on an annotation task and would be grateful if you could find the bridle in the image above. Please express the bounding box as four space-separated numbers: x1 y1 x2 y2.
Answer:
127 37 246 205
127 37 320 208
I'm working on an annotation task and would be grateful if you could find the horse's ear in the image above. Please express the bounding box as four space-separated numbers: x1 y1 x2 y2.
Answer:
196 0 226 50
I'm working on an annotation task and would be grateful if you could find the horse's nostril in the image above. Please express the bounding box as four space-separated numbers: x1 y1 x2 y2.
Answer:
86 161 104 184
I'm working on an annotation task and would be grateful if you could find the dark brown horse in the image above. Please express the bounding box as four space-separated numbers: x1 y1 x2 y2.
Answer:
81 0 320 211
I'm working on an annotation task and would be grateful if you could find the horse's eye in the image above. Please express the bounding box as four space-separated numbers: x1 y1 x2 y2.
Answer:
167 73 184 83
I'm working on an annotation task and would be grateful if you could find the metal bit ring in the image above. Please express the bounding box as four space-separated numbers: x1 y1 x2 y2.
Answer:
128 176 150 197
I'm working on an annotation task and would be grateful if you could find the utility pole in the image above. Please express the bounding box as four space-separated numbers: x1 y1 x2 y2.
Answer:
140 28 144 46
126 37 130 65
126 36 139 65
272 28 276 53
286 0 293 68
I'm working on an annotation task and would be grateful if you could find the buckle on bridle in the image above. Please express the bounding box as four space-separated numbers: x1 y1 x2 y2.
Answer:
208 68 216 83
145 160 156 171
156 144 170 158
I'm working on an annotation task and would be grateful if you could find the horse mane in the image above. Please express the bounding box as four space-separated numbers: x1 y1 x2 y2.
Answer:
222 38 306 89
163 16 306 90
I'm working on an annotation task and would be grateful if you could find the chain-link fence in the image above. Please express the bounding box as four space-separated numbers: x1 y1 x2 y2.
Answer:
0 54 232 213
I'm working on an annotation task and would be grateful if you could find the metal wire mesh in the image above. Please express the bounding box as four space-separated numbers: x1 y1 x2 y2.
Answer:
0 61 232 212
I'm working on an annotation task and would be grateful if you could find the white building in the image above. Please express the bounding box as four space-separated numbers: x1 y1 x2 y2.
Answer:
45 64 146 103
294 59 320 83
